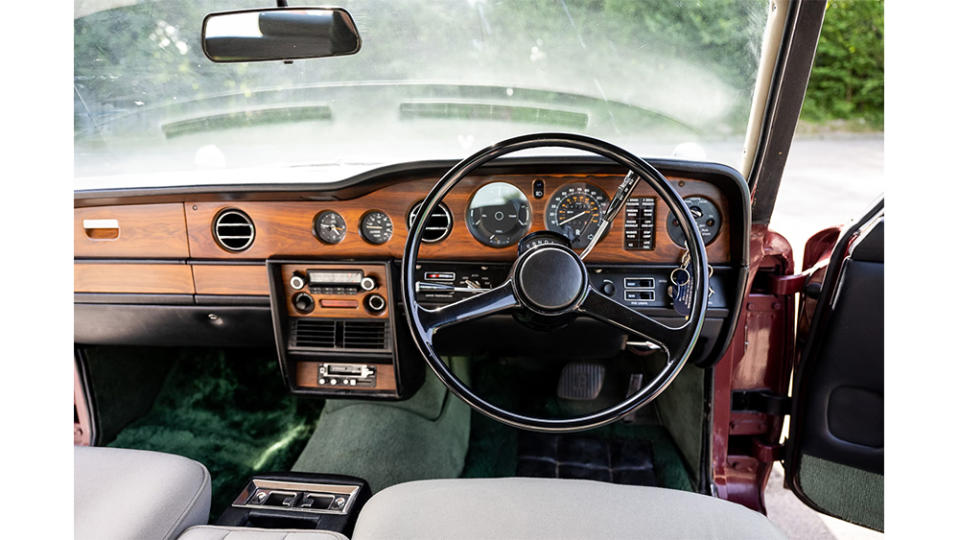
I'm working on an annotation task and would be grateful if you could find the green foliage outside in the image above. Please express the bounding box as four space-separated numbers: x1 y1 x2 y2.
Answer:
800 0 884 129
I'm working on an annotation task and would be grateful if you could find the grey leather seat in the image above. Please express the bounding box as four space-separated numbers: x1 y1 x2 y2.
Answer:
75 446 212 540
351 478 786 540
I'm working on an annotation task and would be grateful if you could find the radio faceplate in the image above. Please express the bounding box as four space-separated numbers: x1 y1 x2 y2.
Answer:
281 263 388 319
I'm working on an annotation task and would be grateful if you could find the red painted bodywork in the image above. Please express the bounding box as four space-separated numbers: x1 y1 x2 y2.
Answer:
712 224 795 512
711 223 844 512
74 360 92 446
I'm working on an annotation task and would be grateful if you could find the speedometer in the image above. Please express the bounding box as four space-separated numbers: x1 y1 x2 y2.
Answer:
466 182 531 247
545 183 610 249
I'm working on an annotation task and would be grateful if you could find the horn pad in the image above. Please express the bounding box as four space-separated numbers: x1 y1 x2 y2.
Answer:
515 246 586 312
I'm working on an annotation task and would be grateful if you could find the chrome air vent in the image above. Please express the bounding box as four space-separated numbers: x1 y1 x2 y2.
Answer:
213 209 255 252
290 319 336 349
289 319 390 351
407 201 452 243
342 320 390 350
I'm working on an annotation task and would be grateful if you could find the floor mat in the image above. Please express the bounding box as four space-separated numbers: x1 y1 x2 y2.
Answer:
106 348 323 517
460 357 694 491
292 358 471 492
517 433 657 485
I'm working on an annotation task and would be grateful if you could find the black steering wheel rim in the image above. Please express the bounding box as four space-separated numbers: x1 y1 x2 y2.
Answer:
402 133 709 432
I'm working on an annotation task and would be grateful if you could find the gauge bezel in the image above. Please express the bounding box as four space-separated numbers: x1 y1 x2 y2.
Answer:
359 209 393 245
466 181 532 248
666 195 722 247
544 182 611 249
313 210 347 245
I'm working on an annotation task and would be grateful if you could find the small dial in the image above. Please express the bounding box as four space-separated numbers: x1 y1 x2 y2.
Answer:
360 210 393 245
545 183 610 249
314 210 347 244
466 182 531 247
666 196 722 247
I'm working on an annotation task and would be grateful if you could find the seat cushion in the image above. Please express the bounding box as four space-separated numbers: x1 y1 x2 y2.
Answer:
179 526 347 540
75 446 211 540
352 478 786 540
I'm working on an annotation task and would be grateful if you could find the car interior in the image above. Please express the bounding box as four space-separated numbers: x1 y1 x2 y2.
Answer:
71 1 884 539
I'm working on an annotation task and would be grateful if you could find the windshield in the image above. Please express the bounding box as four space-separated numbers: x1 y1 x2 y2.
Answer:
75 0 770 188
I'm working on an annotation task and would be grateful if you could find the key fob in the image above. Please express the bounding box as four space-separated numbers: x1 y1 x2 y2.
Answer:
670 267 692 317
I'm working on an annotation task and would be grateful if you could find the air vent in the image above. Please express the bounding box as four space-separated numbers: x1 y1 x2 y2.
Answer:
408 201 452 243
213 209 255 252
289 319 390 351
290 319 336 349
342 320 390 350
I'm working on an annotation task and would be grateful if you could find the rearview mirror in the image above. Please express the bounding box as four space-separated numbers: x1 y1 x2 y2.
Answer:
202 7 361 63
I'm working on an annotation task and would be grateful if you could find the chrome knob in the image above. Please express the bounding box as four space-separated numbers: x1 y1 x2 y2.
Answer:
360 276 376 291
290 273 306 290
366 293 386 312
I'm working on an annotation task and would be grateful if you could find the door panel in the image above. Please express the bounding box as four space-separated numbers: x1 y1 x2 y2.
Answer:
786 200 884 531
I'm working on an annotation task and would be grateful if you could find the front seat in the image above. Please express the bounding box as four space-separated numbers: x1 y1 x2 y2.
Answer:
350 478 786 540
75 446 212 540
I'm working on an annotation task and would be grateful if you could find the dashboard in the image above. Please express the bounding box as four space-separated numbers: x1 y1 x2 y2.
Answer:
74 158 749 400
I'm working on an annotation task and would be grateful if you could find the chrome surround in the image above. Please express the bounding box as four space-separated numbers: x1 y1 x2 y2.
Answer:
213 209 256 252
231 478 360 515
407 201 452 243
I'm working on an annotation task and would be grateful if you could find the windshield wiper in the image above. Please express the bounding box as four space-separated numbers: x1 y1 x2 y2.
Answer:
161 105 332 139
399 100 588 129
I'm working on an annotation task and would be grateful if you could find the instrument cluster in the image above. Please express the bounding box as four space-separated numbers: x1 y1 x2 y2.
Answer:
303 178 722 253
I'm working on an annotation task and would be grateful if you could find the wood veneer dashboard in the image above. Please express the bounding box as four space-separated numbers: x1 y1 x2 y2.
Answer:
76 172 734 282
74 159 750 376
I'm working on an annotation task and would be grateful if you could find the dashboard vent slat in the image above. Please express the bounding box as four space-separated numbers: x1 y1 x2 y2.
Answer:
343 320 390 350
408 201 452 243
290 319 337 349
213 209 255 252
289 319 390 351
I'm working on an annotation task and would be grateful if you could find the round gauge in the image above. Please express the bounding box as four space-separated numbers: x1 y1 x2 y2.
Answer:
666 196 722 247
314 210 347 244
466 182 532 247
545 183 610 249
360 210 393 245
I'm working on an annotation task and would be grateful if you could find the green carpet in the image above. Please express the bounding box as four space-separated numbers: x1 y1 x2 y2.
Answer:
107 348 323 517
460 357 694 491
292 358 471 492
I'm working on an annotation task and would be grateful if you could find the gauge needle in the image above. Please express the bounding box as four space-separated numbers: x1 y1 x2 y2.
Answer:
558 211 589 226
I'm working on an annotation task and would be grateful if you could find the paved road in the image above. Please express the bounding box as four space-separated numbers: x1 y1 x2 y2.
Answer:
768 135 884 266
763 134 883 539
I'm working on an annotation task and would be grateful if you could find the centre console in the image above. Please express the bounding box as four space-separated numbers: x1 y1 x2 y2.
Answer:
216 472 371 535
267 259 423 399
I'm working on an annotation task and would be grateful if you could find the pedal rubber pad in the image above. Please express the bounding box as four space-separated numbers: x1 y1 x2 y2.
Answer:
557 362 605 400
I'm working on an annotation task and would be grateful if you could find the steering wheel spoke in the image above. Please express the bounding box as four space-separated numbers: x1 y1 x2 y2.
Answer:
416 280 519 336
577 285 688 358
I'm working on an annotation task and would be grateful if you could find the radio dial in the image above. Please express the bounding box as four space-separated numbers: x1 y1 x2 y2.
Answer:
290 273 306 290
360 276 376 291
293 292 315 314
366 293 386 313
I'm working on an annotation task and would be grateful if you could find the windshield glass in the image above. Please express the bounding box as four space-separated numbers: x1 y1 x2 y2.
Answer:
75 0 770 188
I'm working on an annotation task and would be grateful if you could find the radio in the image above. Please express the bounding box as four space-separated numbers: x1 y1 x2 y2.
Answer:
290 269 377 295
317 363 377 388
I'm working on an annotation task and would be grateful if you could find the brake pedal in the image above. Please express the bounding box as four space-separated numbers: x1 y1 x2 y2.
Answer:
557 362 605 400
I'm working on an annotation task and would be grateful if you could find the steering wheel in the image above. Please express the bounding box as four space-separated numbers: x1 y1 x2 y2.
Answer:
402 133 708 432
